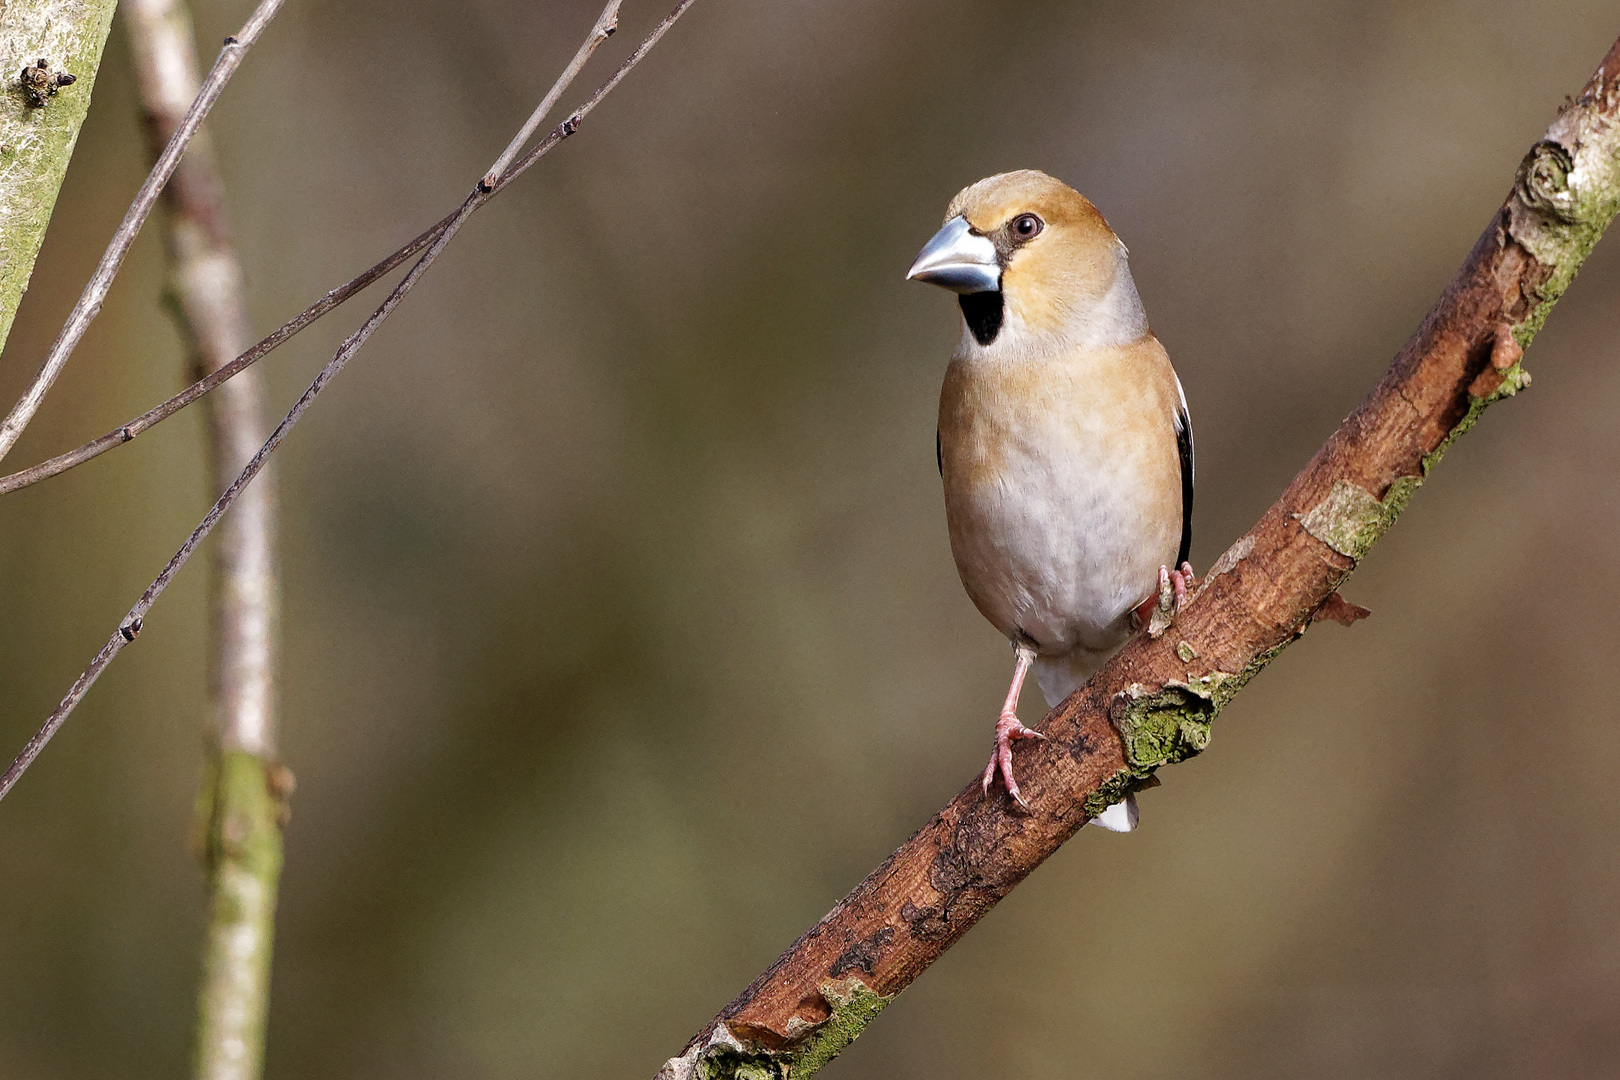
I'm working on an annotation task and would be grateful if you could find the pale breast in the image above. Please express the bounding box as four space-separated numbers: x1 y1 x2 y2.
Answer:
938 335 1183 655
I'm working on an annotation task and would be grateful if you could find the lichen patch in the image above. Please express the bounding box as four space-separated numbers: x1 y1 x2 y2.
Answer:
658 979 894 1080
1296 480 1385 559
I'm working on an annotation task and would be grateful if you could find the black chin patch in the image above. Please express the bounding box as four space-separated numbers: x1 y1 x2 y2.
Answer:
959 290 1003 346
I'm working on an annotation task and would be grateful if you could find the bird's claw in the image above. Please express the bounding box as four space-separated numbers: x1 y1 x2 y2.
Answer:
1132 561 1196 635
981 711 1045 810
1169 560 1194 612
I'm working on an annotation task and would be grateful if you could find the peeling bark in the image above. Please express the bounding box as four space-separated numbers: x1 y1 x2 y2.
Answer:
657 34 1620 1080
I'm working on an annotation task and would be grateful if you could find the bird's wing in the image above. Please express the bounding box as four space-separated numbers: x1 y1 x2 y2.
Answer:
1173 374 1193 568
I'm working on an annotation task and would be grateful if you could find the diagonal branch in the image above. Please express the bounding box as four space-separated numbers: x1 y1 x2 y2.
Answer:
0 0 283 465
0 0 692 496
0 0 700 803
655 34 1620 1080
0 216 444 493
483 0 622 188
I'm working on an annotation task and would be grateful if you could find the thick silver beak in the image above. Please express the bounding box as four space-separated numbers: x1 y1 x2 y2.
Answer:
906 215 1000 294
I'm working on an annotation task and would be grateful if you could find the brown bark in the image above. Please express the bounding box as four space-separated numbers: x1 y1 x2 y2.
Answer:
658 35 1620 1080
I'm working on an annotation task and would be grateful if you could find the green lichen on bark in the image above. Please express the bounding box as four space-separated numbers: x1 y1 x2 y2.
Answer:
1082 768 1142 820
193 750 285 1080
1509 128 1620 341
1298 354 1533 566
1294 72 1620 569
785 978 891 1075
1087 673 1232 817
1112 682 1216 770
1296 471 1426 563
1295 480 1387 560
1088 639 1306 820
1422 359 1532 476
693 1050 782 1080
672 979 894 1080
0 0 119 356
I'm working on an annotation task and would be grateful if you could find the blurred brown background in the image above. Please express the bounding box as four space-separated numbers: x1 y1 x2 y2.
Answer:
3 0 1619 1076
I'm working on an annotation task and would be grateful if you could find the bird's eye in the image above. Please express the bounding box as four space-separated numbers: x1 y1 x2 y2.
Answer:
1010 213 1044 240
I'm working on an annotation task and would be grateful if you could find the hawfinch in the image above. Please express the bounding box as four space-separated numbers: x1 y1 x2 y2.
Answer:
907 170 1193 831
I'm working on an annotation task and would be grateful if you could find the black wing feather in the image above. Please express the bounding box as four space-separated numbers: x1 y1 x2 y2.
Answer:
1175 406 1194 568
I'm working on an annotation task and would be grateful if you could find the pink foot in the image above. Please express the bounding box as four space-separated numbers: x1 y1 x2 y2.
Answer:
1132 561 1198 630
981 711 1046 810
1171 561 1195 611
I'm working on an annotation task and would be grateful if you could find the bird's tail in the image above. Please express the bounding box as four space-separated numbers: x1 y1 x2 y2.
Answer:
1033 648 1140 834
1031 649 1106 710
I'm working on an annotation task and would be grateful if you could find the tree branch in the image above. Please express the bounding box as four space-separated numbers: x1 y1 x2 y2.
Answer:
0 0 699 802
123 0 282 1077
0 0 283 465
0 0 119 357
656 34 1620 1080
0 215 443 494
0 0 690 496
482 0 621 189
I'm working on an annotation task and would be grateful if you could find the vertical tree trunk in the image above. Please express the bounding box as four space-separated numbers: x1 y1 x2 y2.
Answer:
123 3 284 1079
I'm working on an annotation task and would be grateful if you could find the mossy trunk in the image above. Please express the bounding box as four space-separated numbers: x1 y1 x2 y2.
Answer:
0 0 118 357
193 750 287 1080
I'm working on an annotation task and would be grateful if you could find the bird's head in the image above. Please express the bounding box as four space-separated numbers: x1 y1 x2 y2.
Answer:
907 169 1146 355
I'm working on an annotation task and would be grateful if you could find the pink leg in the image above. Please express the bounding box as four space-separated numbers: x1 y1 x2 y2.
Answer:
1171 560 1195 611
981 643 1046 810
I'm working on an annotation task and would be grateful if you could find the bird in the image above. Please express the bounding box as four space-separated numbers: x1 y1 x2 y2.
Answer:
906 169 1193 831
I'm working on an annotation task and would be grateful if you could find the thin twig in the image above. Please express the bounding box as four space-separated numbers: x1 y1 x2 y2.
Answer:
0 200 470 807
0 0 702 802
0 0 697 496
127 0 279 758
483 0 621 189
125 0 282 1076
499 0 697 187
0 216 445 494
0 0 284 465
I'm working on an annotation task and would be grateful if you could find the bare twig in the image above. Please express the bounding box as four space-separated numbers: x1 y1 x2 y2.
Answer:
0 198 464 806
483 0 621 188
0 218 443 494
656 34 1620 1080
128 0 278 759
503 0 696 182
0 0 701 802
124 0 281 1076
0 0 696 496
0 0 284 465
